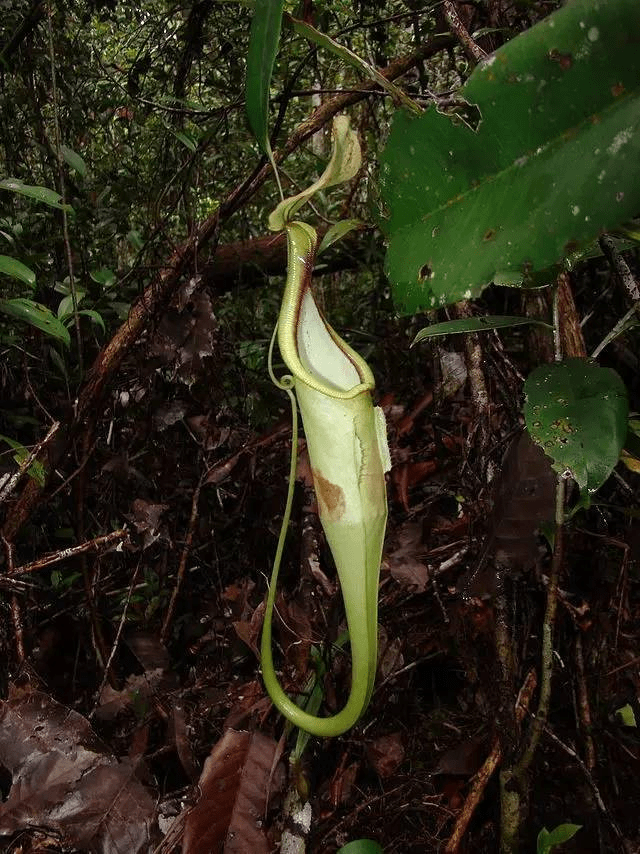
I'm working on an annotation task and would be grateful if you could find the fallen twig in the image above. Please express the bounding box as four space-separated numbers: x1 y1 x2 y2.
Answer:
0 420 60 507
8 528 128 575
161 476 204 643
443 669 537 854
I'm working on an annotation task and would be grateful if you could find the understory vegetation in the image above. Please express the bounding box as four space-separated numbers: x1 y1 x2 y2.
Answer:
0 1 639 852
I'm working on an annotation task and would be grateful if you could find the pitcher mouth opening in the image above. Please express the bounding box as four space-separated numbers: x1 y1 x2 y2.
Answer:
279 222 375 399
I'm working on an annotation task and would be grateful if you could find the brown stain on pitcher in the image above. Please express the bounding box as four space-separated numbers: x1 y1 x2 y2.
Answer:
312 469 346 521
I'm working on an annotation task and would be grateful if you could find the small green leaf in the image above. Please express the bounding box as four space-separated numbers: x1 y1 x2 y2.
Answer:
57 291 85 319
128 229 144 251
537 823 582 854
0 298 71 346
78 309 105 333
245 0 285 156
318 219 365 255
337 841 384 854
616 703 637 727
174 131 197 152
624 418 640 462
0 177 73 211
61 144 87 177
524 358 628 500
412 315 552 345
90 267 116 287
290 16 420 115
269 115 361 230
0 255 36 287
616 222 640 244
0 434 47 486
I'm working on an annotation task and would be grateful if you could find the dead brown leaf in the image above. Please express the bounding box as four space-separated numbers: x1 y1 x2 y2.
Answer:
367 732 405 778
129 498 170 549
149 289 219 385
433 734 488 777
0 687 158 854
182 728 278 854
386 521 430 593
388 555 430 593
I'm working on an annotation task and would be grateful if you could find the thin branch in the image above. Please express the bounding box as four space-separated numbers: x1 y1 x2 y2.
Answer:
8 529 128 575
592 236 640 359
443 1 487 64
0 0 44 68
90 561 142 719
444 670 537 853
0 420 60 506
161 475 204 643
574 633 595 771
514 478 566 779
599 234 640 302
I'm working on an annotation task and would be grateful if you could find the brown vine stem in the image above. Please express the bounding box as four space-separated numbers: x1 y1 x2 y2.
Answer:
453 300 492 462
514 478 565 777
499 476 566 853
443 1 487 64
8 529 128 575
574 632 596 771
444 669 537 854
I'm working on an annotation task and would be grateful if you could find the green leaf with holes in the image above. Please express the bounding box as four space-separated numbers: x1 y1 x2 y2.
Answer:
380 0 640 313
523 359 628 499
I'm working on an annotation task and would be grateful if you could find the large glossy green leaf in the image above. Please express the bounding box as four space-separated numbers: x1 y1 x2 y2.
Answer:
523 358 628 499
245 0 285 156
0 298 71 346
0 178 73 212
0 255 35 287
380 0 640 313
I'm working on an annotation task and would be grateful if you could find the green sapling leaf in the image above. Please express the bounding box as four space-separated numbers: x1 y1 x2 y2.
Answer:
524 358 628 502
